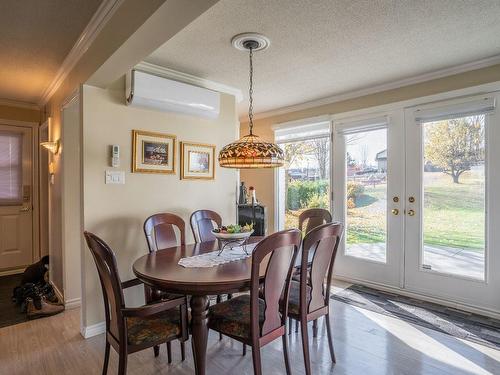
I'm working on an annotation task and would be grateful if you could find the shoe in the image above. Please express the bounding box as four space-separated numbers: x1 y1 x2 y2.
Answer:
27 297 64 319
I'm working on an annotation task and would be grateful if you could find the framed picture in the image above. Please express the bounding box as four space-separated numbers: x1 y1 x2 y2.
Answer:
132 130 176 174
180 142 215 180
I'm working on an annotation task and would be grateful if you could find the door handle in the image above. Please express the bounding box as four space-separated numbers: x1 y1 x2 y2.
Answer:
391 209 399 215
407 209 415 216
19 206 31 212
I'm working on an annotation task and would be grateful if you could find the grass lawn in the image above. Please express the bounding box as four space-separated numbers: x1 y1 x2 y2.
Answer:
423 170 485 251
284 169 485 253
345 169 485 252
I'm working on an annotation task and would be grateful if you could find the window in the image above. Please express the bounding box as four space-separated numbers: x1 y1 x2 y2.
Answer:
0 132 22 205
275 121 331 230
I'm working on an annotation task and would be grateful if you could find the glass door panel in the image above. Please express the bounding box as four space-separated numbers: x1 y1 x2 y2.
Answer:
345 128 388 263
421 116 485 280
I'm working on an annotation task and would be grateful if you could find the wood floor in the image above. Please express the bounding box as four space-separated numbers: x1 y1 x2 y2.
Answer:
1 284 500 375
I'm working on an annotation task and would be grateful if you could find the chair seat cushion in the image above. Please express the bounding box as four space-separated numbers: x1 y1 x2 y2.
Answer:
208 294 265 340
288 280 311 316
126 309 181 346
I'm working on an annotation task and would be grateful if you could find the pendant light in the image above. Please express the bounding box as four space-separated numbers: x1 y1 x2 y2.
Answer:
219 33 284 168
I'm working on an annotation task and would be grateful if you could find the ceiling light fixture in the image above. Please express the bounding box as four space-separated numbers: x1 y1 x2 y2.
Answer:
219 33 284 169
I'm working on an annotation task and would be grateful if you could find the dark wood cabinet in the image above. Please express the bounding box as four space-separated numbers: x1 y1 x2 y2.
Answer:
237 204 267 236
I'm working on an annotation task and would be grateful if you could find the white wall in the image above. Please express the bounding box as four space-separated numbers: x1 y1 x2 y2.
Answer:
81 81 239 329
61 96 82 307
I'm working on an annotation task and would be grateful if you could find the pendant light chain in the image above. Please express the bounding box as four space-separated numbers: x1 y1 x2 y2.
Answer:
248 46 254 135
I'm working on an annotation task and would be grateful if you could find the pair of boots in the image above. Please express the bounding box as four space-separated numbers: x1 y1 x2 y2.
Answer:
26 296 64 319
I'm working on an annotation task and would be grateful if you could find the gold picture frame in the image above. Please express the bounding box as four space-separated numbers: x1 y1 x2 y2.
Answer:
132 130 176 174
180 142 215 180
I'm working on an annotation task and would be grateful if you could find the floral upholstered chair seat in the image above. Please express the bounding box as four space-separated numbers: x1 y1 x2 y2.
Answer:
208 295 265 339
126 309 181 346
287 280 311 316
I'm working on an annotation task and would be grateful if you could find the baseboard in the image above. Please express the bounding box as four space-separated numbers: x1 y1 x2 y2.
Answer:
64 298 81 310
51 282 64 304
333 275 500 320
81 321 106 339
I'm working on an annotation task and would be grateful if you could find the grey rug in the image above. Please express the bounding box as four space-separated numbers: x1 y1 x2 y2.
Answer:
332 284 500 349
0 274 27 329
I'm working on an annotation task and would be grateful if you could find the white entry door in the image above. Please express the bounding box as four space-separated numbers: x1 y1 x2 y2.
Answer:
0 124 33 272
404 94 500 312
333 111 405 288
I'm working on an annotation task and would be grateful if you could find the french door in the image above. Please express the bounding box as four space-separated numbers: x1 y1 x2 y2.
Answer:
404 94 500 312
333 93 500 314
333 112 405 288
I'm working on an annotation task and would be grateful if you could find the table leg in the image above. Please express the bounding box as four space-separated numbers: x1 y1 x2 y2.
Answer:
190 295 210 375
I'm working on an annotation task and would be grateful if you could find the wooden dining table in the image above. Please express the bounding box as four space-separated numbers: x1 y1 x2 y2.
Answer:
132 237 263 375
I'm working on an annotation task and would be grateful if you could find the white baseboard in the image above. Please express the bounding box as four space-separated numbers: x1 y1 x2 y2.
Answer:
334 275 500 320
65 298 81 310
81 321 106 339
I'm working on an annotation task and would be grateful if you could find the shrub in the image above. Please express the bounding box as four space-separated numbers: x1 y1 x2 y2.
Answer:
307 193 329 209
347 182 364 200
287 180 329 210
347 197 356 209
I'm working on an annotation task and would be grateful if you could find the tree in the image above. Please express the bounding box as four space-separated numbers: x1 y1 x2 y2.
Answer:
425 115 485 184
311 138 329 179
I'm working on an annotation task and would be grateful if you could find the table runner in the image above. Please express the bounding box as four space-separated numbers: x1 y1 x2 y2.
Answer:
178 243 258 268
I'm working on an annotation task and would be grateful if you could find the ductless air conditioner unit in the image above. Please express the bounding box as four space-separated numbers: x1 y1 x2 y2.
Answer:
125 70 220 119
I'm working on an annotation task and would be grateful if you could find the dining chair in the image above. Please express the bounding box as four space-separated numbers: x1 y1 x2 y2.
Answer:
286 222 343 375
84 231 189 375
207 229 301 375
291 208 333 333
189 209 222 243
298 208 332 235
143 213 187 362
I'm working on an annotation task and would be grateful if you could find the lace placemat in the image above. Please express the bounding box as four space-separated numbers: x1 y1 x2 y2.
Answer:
178 243 258 268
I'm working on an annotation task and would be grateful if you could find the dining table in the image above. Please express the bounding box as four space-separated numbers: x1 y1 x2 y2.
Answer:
132 237 263 375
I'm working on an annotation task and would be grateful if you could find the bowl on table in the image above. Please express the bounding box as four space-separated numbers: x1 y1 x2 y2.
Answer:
211 230 254 241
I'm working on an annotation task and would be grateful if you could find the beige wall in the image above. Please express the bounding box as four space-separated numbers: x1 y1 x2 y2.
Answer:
240 64 500 233
81 82 239 327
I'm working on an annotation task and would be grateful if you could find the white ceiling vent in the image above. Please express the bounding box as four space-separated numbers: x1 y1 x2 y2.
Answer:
126 70 220 119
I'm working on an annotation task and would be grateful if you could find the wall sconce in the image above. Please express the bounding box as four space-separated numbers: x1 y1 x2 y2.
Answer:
40 140 60 154
48 162 55 185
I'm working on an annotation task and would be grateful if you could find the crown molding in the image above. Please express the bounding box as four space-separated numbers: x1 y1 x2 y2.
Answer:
136 61 244 102
0 98 39 110
38 0 124 106
248 54 500 122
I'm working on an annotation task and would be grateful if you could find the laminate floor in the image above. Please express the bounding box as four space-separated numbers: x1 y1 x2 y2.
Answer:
1 283 499 375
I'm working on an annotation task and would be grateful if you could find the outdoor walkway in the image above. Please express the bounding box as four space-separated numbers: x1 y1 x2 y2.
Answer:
346 243 484 280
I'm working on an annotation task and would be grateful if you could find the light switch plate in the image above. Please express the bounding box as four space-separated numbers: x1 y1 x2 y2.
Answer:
105 170 125 184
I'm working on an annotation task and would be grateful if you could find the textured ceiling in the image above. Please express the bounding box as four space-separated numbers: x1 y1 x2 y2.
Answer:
146 0 500 117
0 0 102 104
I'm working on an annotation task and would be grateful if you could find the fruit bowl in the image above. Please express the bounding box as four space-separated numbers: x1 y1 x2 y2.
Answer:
211 230 254 240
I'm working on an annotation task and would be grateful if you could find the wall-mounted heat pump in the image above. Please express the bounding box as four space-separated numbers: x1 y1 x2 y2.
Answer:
125 70 220 119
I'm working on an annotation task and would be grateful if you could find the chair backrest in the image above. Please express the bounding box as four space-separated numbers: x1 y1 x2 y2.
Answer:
299 222 343 314
250 229 301 338
190 210 222 243
83 231 124 341
298 208 332 235
144 213 186 251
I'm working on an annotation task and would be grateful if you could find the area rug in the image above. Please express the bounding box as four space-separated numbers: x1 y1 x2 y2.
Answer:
0 274 27 329
332 284 500 349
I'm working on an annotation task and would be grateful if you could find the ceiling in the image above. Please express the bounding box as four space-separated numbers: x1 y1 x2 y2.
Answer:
0 0 102 105
146 0 500 118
